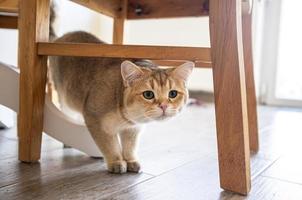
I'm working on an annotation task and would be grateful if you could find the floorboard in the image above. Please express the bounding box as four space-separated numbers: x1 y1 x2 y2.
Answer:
0 104 302 199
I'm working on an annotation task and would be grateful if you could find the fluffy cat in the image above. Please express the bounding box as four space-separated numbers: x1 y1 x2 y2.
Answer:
49 27 194 174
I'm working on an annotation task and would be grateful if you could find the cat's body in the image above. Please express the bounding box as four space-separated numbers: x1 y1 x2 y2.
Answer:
50 32 124 118
49 30 194 173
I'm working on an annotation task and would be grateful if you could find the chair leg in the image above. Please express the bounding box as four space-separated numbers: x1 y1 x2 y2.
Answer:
113 18 124 44
242 11 259 152
209 0 251 195
113 0 127 44
18 0 50 162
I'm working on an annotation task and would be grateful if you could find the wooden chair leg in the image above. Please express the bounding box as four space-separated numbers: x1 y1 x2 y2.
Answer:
18 0 50 162
113 18 124 44
113 0 127 44
242 11 259 152
210 0 251 195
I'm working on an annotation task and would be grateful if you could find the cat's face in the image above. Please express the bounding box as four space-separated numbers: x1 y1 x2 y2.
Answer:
121 61 194 123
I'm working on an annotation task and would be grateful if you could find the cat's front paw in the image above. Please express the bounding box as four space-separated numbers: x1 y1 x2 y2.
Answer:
107 160 127 174
127 161 141 173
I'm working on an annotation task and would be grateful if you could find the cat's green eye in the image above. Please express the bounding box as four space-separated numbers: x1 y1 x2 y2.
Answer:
169 90 178 98
143 90 155 100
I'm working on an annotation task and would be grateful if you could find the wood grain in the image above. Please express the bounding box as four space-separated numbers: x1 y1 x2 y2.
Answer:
244 176 302 200
127 0 209 19
0 148 152 200
0 148 91 188
0 127 62 162
209 0 251 195
2 104 301 199
0 136 18 161
152 60 211 68
242 11 259 152
104 155 276 200
38 42 212 61
262 155 302 185
113 18 124 44
0 15 18 29
113 0 127 44
18 0 50 162
70 0 121 18
0 0 18 13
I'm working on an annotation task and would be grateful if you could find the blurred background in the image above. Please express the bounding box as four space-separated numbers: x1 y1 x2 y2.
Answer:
0 0 301 126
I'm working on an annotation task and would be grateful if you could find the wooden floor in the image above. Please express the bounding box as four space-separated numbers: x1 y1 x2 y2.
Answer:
1 102 302 199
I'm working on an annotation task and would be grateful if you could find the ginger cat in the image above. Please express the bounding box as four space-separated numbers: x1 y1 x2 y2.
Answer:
49 30 194 173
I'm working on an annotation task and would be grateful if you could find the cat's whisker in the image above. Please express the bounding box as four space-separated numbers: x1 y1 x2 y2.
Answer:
120 110 158 125
145 111 159 116
145 109 158 113
145 110 161 115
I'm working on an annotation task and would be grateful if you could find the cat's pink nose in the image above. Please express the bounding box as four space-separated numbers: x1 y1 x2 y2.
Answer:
159 104 168 112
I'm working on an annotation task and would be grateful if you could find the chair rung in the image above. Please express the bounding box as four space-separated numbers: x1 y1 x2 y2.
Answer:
38 42 212 64
153 60 211 68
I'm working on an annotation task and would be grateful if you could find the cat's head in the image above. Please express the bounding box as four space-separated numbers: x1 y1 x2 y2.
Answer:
121 60 194 123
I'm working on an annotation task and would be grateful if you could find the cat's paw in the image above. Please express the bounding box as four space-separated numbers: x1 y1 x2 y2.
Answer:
107 160 127 174
127 161 141 173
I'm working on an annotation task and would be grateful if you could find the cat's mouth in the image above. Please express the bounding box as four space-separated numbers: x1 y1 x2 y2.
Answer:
155 113 173 121
142 109 178 122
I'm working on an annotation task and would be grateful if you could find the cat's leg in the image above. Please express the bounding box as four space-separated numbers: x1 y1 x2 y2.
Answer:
97 133 127 174
120 127 141 173
59 96 84 123
83 113 127 174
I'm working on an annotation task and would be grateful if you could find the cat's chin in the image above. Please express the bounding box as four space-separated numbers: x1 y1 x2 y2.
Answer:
133 116 172 124
154 114 175 121
128 111 178 124
156 117 170 121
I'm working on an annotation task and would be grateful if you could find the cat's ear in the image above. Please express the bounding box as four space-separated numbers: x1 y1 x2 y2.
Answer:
121 60 144 86
172 61 195 83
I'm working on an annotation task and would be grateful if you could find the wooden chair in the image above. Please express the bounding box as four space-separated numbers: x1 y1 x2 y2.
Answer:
0 0 258 195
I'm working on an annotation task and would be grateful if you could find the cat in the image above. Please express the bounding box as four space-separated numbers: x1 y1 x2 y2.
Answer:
49 10 194 174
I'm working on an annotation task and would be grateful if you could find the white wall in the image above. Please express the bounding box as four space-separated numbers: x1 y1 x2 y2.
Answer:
0 29 18 66
124 17 213 92
52 0 113 43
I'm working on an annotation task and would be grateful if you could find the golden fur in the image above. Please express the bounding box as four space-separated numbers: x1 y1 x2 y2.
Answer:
49 31 194 173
